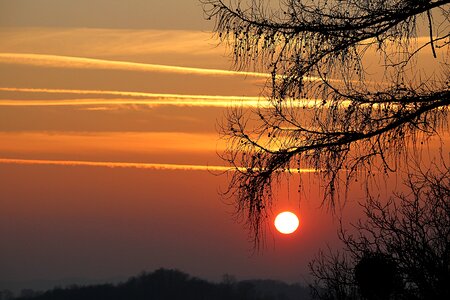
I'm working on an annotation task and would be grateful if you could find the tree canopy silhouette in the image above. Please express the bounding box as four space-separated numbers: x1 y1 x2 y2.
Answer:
354 252 401 300
14 268 310 300
202 0 449 243
309 164 450 299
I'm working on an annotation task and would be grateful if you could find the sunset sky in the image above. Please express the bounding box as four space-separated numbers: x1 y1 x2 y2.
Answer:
0 0 446 291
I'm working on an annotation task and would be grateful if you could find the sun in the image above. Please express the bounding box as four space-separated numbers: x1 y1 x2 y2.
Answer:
274 211 300 234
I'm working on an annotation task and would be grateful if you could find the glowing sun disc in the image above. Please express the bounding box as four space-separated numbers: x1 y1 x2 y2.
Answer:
274 211 300 234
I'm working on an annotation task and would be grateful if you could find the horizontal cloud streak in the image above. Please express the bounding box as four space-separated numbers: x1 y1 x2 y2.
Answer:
0 98 260 108
0 53 272 78
0 87 259 100
0 87 321 108
0 158 317 173
0 53 327 82
0 158 231 172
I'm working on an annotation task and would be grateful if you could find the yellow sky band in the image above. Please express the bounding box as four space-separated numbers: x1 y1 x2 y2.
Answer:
0 52 270 77
0 53 326 81
0 158 318 173
0 87 324 108
0 99 262 107
0 87 261 100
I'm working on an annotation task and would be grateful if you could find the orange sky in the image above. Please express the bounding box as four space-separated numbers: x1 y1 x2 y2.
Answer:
0 0 447 290
0 1 334 285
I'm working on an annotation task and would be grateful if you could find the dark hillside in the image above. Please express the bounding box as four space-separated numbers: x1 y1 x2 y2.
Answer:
14 269 311 300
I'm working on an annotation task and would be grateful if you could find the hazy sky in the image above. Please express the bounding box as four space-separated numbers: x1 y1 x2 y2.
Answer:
0 0 342 287
0 0 446 292
0 0 209 30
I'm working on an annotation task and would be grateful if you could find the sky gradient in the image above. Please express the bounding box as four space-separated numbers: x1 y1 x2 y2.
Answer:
0 0 341 286
0 0 447 291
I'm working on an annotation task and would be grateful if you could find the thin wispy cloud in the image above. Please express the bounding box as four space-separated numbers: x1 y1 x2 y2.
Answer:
0 53 327 82
0 87 321 108
0 87 257 99
0 98 261 108
0 28 223 57
0 158 231 172
0 87 262 107
0 158 318 173
0 53 271 78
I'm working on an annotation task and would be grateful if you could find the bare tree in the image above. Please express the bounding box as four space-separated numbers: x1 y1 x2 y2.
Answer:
202 0 450 242
308 248 358 300
309 164 450 299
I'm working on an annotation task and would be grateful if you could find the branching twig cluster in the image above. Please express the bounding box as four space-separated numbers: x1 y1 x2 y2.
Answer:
202 0 450 246
309 164 450 299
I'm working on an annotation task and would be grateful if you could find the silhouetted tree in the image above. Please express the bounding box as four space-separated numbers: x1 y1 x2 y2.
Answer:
202 0 449 244
309 164 450 299
14 268 308 300
354 252 402 300
308 248 358 300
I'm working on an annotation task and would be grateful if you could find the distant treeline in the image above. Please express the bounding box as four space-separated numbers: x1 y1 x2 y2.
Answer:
13 268 311 300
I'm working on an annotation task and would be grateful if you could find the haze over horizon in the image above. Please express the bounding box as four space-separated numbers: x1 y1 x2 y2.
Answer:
0 0 446 293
